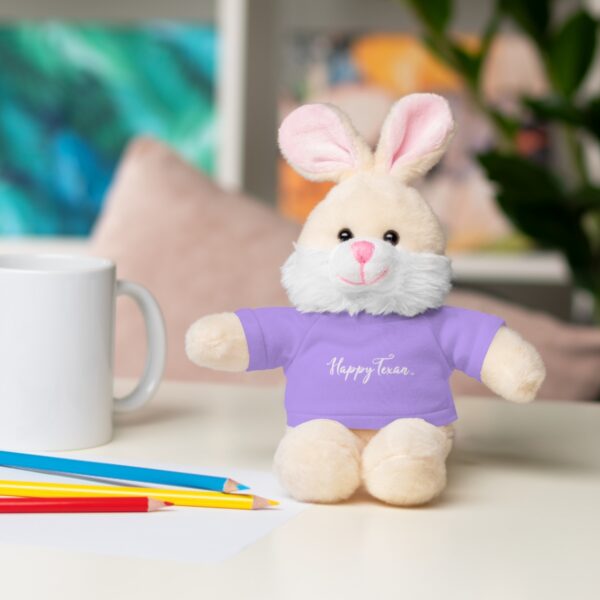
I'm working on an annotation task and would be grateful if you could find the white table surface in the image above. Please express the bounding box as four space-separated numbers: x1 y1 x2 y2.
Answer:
1 380 599 600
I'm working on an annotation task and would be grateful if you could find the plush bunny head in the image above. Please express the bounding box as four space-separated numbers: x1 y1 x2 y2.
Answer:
279 93 455 317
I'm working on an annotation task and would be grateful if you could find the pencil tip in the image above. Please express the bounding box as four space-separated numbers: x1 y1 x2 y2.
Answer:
148 499 173 511
252 496 279 509
224 479 250 493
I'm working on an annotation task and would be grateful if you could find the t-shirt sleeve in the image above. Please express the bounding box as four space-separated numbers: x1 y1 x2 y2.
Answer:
235 307 312 371
427 306 505 381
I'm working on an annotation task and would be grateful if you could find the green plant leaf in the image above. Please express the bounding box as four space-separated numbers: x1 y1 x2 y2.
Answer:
481 6 500 58
499 0 551 45
583 96 600 140
420 33 461 95
524 97 582 125
582 209 600 254
487 108 520 139
572 186 600 211
525 95 600 143
422 32 450 64
448 40 481 85
453 5 500 90
404 0 452 33
478 151 565 204
547 10 597 98
478 151 594 273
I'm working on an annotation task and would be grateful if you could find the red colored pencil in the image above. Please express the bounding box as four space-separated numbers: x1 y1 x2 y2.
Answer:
0 496 172 513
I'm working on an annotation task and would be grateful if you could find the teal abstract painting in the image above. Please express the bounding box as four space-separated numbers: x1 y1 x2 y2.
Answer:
0 22 217 236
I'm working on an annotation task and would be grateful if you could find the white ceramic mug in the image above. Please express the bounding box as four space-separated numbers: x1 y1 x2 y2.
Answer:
0 254 166 451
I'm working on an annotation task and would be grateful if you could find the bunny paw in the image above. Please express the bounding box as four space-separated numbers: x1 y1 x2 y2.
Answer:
185 312 249 371
274 420 362 503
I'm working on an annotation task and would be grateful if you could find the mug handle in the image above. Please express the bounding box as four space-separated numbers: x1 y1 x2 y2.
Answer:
113 280 167 413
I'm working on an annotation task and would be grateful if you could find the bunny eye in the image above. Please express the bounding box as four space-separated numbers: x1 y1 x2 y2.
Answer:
337 228 354 242
383 230 400 245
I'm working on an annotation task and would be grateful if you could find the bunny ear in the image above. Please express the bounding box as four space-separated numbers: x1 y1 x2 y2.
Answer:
375 94 455 183
278 103 372 182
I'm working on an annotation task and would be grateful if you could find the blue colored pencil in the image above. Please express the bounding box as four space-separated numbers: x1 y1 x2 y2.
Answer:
0 451 249 493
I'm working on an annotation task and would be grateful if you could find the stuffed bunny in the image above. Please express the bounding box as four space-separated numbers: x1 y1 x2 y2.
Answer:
186 93 546 506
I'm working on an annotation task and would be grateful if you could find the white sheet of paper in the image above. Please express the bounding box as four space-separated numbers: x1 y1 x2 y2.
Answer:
0 461 307 563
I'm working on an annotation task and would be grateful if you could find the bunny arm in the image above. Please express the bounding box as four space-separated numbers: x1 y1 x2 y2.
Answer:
480 326 546 403
185 312 249 372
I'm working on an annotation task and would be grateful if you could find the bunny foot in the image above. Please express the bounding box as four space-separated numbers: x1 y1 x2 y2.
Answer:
274 419 362 503
362 418 452 506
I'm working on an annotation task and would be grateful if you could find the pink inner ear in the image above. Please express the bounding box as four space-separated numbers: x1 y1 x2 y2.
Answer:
385 94 453 171
278 104 360 175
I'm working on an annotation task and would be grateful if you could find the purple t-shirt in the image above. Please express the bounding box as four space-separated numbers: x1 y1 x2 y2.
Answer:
236 307 504 429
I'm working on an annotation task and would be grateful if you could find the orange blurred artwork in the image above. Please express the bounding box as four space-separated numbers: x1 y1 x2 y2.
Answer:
279 161 334 222
351 34 474 95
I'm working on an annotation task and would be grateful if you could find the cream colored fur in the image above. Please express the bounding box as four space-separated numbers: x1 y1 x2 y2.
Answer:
282 243 451 316
282 173 451 316
482 326 546 403
185 312 249 372
274 420 363 503
274 420 453 506
185 94 546 507
374 94 456 184
297 174 446 253
362 419 451 506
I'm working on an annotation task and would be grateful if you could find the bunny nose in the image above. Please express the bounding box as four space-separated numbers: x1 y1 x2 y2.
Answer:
351 241 375 264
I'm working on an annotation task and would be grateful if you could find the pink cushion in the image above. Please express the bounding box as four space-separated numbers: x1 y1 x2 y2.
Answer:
90 137 299 384
91 137 600 401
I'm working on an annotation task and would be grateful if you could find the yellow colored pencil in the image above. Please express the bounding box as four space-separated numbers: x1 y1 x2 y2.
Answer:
0 480 278 510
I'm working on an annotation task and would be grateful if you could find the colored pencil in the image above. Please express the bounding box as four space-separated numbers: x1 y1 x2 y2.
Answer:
0 481 278 510
0 496 171 513
0 450 248 492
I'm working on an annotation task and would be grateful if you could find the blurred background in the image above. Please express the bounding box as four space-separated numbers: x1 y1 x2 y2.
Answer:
1 0 599 400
